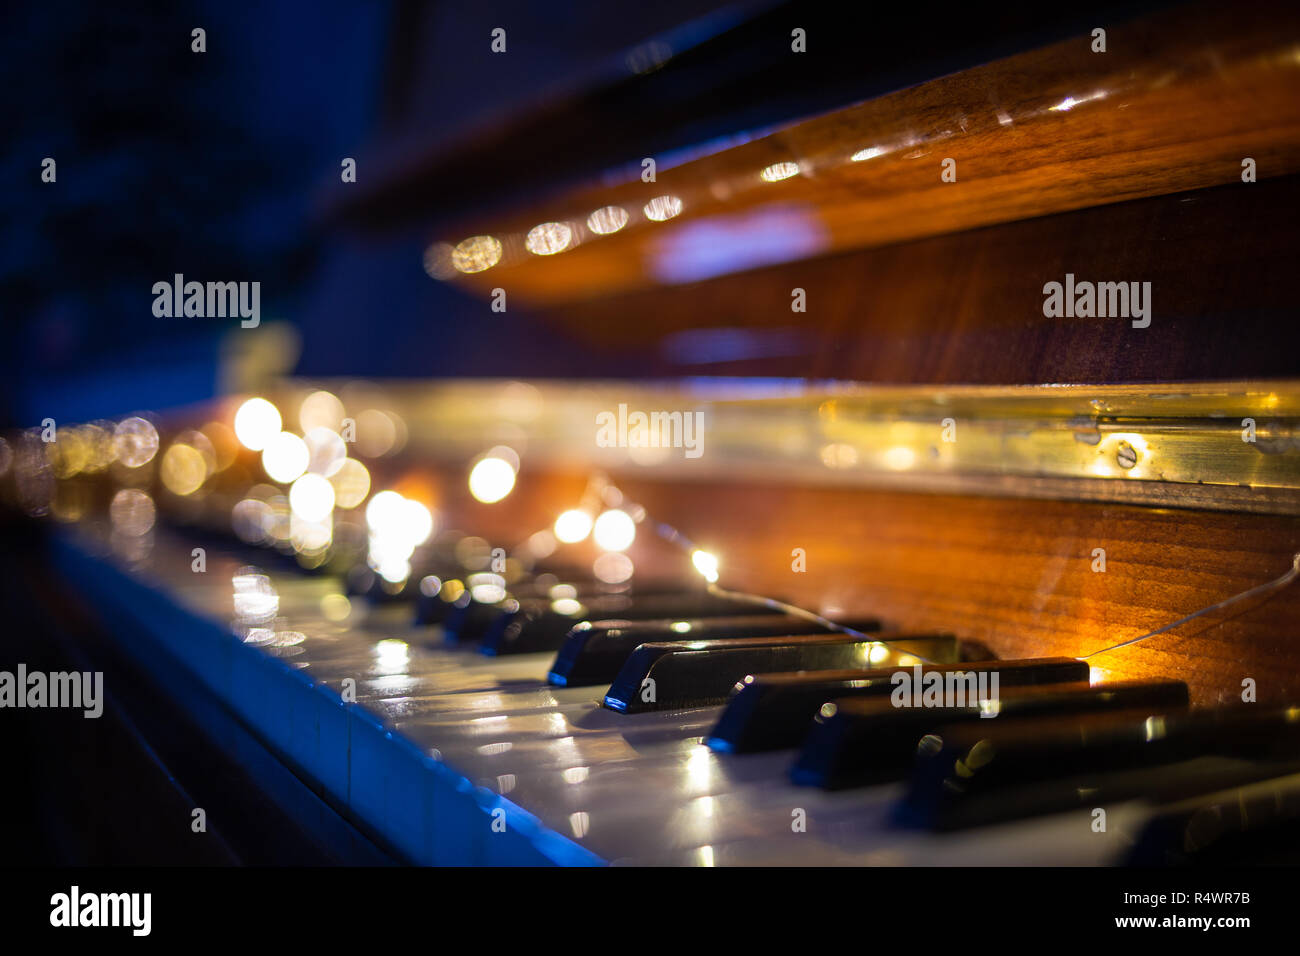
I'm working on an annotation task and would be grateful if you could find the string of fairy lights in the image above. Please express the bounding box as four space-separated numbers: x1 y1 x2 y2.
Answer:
503 471 1300 667
225 394 946 662
12 388 1298 669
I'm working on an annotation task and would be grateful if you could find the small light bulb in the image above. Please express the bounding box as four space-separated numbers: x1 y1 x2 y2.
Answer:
234 398 282 451
402 498 435 547
366 490 407 535
554 509 593 543
593 509 636 552
262 432 309 483
468 456 516 503
691 549 719 583
289 473 335 522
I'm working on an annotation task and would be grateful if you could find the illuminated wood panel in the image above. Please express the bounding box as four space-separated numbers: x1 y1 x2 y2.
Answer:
425 468 1300 709
542 177 1300 384
428 1 1300 305
295 457 1300 710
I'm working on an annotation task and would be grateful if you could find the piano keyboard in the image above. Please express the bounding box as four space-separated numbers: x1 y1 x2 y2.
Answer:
53 520 1300 867
8 0 1300 887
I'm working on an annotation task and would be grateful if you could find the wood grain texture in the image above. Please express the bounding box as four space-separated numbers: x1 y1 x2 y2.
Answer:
539 176 1300 384
436 0 1300 305
128 406 1300 709
332 1 1174 234
378 462 1300 709
636 483 1300 710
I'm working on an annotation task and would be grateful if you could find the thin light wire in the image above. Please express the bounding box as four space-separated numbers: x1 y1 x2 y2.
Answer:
649 513 940 664
571 478 1298 669
1082 552 1300 659
703 581 939 663
702 580 946 655
705 581 879 641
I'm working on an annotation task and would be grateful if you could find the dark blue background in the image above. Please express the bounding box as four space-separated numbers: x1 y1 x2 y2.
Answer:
2 0 1166 425
1 0 739 424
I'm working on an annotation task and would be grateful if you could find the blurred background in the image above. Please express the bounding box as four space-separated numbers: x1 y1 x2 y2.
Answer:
6 0 1300 868
1 0 1159 429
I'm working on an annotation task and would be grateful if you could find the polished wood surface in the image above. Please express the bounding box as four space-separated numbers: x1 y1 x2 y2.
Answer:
43 389 1299 713
433 0 1300 306
332 1 1171 234
543 177 1300 384
424 467 1300 709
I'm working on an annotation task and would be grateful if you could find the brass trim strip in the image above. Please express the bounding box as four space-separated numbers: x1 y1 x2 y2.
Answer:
272 379 1300 515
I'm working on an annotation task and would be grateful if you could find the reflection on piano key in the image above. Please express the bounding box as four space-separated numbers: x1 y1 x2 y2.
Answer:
548 614 883 686
711 657 1094 755
480 591 790 656
900 706 1300 831
603 634 960 713
444 597 513 644
1124 770 1300 865
56 519 1300 865
789 677 1187 787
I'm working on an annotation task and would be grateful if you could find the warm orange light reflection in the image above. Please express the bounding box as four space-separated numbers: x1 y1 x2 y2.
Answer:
160 442 207 496
234 398 281 451
587 205 629 235
524 222 573 255
760 161 801 182
643 196 683 222
451 235 503 273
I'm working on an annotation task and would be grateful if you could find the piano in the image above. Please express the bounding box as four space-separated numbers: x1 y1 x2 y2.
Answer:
4 0 1300 869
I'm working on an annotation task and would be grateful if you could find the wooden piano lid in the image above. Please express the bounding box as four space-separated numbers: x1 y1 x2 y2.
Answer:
311 0 1300 386
335 0 1300 308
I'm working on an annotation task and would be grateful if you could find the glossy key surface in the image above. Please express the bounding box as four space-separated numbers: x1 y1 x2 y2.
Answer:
788 677 1187 787
710 657 1093 755
900 705 1300 830
481 592 789 656
1124 770 1300 865
604 634 960 713
549 614 883 687
70 525 1233 865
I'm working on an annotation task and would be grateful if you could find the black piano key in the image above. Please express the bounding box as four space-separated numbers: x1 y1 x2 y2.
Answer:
415 586 461 625
415 568 512 632
1124 770 1300 865
574 589 791 621
899 705 1300 831
925 753 1300 835
712 657 1094 755
477 600 579 654
417 572 556 634
526 566 693 596
788 676 1187 786
347 564 417 603
366 534 479 608
443 597 512 643
413 574 483 625
602 634 960 713
419 582 545 631
414 577 477 627
479 591 790 656
548 614 883 686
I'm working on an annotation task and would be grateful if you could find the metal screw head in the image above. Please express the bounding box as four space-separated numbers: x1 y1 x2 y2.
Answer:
1116 440 1138 469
